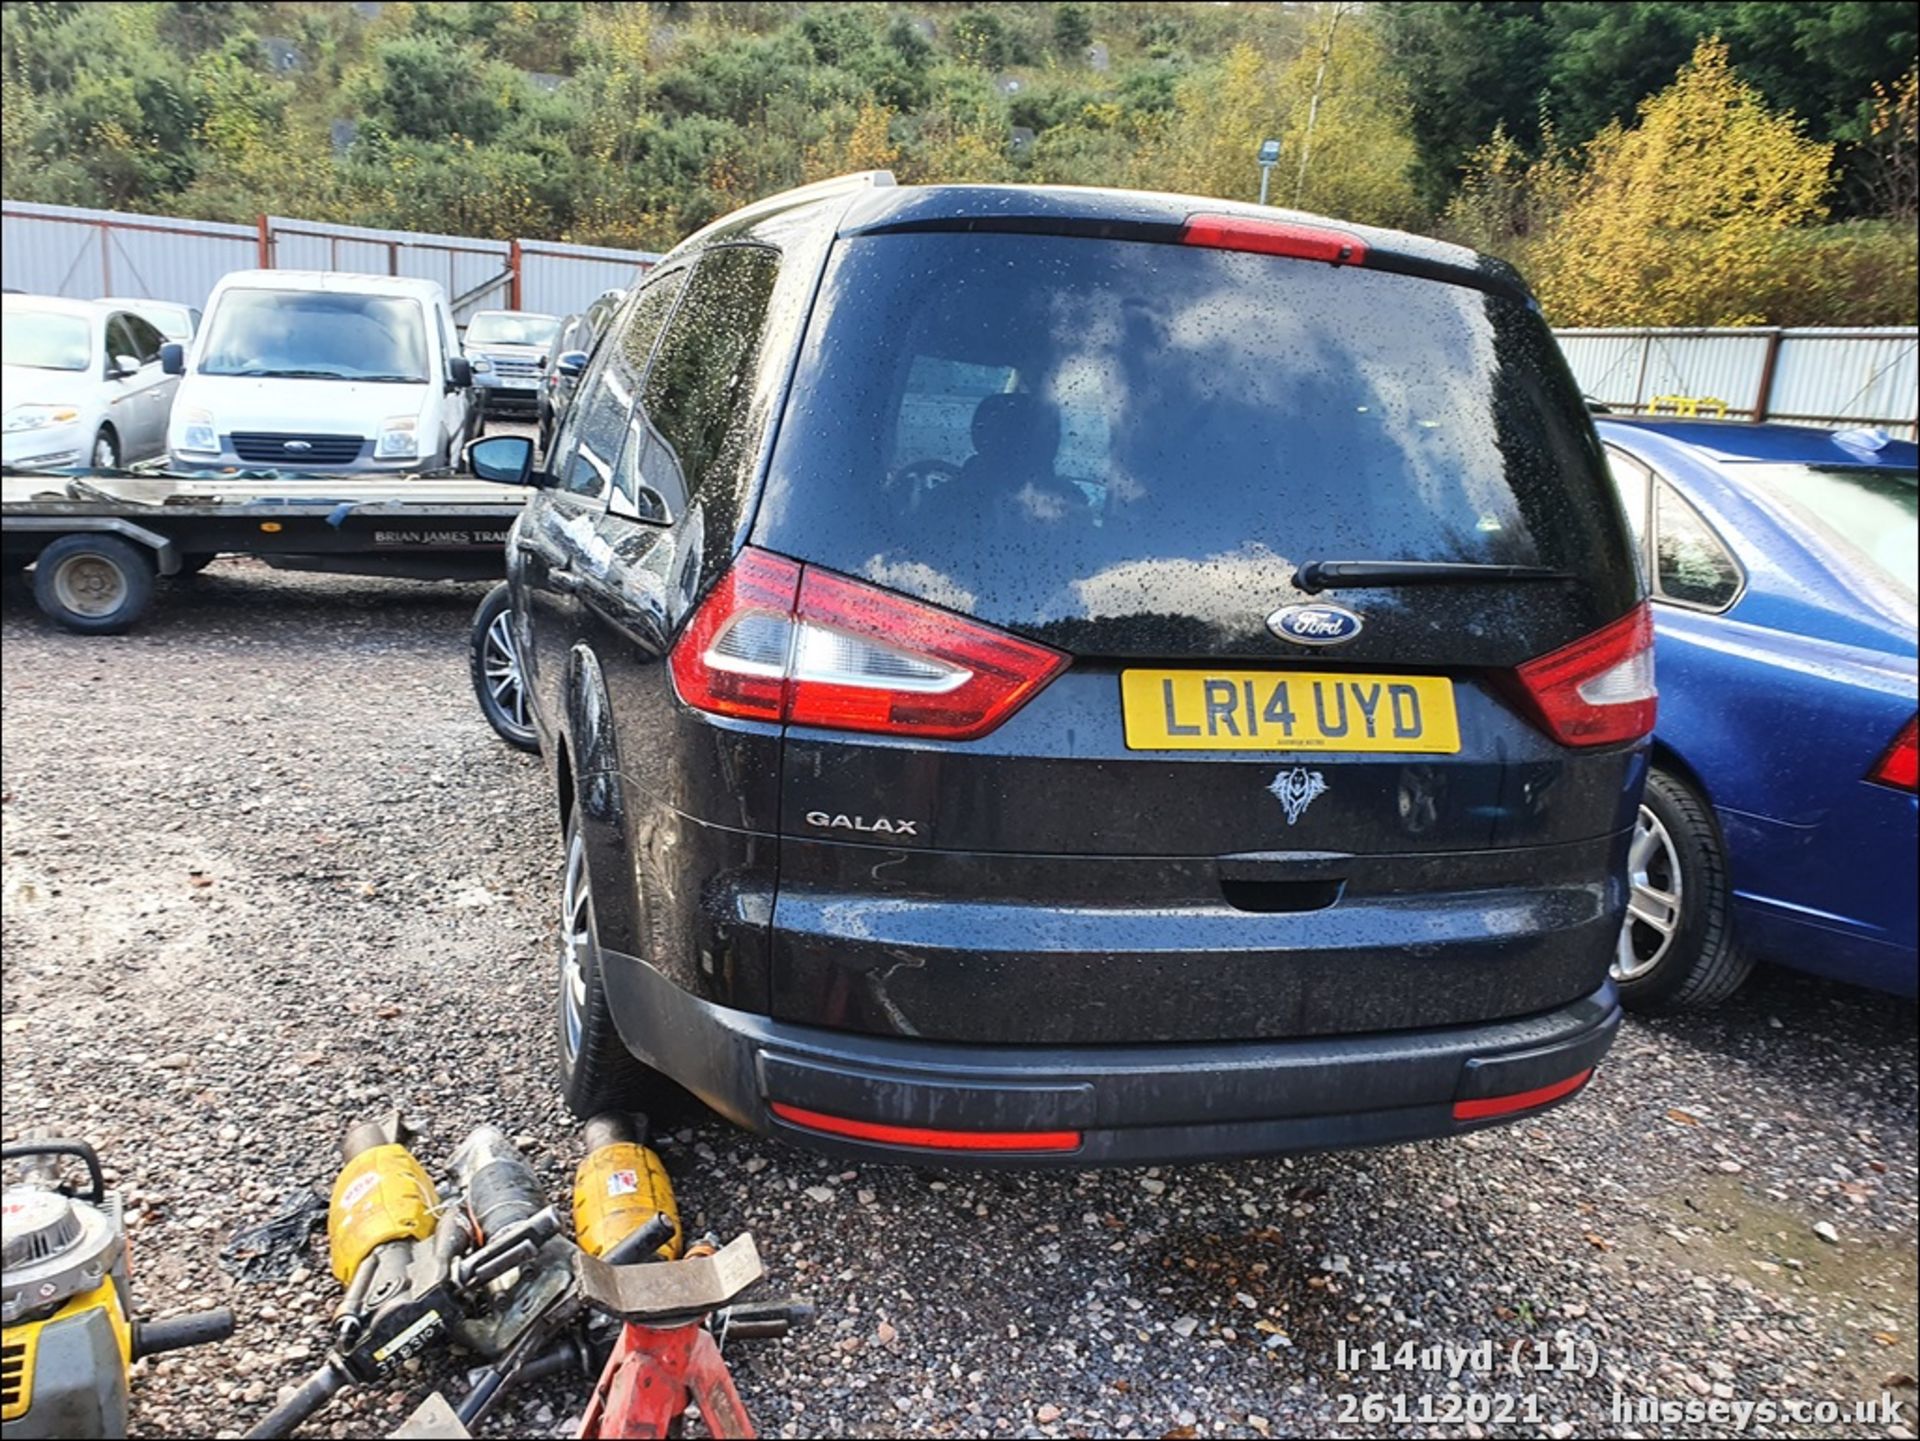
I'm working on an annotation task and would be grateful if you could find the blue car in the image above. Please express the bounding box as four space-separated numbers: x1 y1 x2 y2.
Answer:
1595 418 1917 1007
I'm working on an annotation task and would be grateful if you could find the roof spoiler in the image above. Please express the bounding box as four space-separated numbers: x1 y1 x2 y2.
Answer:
675 171 896 252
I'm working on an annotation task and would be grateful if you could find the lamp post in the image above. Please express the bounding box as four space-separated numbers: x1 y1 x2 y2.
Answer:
1257 139 1281 206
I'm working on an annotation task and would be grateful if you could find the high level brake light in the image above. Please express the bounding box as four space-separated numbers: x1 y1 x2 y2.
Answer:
669 547 1069 740
1869 716 1918 791
1510 603 1657 748
1181 213 1369 266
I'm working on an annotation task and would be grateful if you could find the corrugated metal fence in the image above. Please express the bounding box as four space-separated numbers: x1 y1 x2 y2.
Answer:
5 200 1914 437
1 200 658 325
1553 326 1918 439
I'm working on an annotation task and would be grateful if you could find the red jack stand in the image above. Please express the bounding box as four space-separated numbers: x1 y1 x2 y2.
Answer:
578 1322 757 1439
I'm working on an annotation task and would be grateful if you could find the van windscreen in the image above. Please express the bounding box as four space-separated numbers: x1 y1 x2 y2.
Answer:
754 231 1633 661
199 290 429 383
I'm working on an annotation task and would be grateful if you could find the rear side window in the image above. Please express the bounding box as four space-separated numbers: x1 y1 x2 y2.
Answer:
552 298 638 500
121 314 166 360
1653 481 1742 610
757 232 1628 648
106 316 140 366
607 268 690 517
636 247 780 508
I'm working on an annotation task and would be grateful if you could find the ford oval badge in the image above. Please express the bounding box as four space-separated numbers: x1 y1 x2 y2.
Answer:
1267 603 1364 646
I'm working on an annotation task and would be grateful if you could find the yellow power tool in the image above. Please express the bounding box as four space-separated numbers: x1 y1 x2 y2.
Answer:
572 1114 681 1262
2 1139 231 1441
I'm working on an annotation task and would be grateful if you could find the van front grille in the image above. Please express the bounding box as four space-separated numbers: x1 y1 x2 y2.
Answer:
230 433 365 465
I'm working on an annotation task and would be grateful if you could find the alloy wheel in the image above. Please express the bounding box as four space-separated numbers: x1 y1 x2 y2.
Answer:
560 825 592 1063
1614 803 1683 982
482 609 530 733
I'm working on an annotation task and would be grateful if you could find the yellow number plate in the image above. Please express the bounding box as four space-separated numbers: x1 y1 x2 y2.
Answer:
1120 670 1461 753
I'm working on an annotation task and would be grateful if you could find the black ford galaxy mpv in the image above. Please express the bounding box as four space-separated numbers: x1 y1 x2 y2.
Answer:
471 173 1650 1166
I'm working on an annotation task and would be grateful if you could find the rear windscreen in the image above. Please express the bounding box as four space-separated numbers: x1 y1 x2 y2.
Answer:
755 231 1631 655
1731 463 1918 601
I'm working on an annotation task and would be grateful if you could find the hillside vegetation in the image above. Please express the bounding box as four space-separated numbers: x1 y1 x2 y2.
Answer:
2 1 1914 324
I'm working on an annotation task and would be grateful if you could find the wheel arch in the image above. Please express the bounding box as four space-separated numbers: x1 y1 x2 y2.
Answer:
562 644 642 958
1648 739 1719 823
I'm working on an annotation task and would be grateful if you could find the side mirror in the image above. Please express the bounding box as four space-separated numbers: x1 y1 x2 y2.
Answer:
555 350 588 379
448 356 473 389
160 342 185 376
110 354 142 379
465 434 536 487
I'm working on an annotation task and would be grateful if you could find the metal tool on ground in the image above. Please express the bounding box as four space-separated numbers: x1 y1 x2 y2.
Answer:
2 1138 233 1440
246 1117 564 1439
249 1111 805 1438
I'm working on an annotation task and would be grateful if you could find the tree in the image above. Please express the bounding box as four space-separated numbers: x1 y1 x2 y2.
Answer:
1380 1 1554 210
1053 3 1091 59
950 8 1014 70
1441 120 1573 255
1277 10 1421 227
1534 38 1834 325
803 99 898 180
1142 43 1282 201
354 33 513 144
1858 65 1917 221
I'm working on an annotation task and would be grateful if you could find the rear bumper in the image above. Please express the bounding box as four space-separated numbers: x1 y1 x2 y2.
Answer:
602 953 1622 1166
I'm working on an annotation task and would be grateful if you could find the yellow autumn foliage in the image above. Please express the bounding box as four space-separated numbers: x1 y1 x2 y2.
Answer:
1533 39 1834 326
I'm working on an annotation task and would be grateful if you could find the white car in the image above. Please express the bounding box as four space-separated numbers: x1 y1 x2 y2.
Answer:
164 271 473 472
98 296 202 343
3 295 180 469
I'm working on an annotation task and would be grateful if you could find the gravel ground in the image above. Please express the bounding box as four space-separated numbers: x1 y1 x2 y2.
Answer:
2 560 1915 1440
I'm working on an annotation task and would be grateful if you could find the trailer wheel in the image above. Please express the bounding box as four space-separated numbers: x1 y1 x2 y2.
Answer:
31 533 156 634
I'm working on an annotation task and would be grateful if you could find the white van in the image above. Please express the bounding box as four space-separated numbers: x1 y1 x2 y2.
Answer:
164 271 473 472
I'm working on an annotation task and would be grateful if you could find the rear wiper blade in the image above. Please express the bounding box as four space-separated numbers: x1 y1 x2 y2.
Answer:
1294 560 1575 592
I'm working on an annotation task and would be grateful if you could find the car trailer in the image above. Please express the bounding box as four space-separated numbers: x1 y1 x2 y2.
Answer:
2 472 529 634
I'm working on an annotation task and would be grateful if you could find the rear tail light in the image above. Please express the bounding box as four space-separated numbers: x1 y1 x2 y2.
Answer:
1869 716 1918 791
1510 603 1657 747
670 547 1069 740
1182 214 1368 266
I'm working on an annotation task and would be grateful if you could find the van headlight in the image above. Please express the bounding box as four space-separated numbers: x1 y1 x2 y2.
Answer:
4 404 80 434
375 415 420 459
470 357 493 374
178 408 219 454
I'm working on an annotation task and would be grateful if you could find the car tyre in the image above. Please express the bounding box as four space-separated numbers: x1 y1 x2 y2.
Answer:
31 533 155 635
1612 767 1754 1012
557 809 666 1118
469 583 539 752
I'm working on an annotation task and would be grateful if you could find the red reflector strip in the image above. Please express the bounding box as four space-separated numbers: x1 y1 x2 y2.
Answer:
1182 213 1369 265
1452 1068 1594 1122
769 1102 1082 1153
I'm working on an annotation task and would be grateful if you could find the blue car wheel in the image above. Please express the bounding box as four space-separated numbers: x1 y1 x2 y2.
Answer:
1613 768 1754 1011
